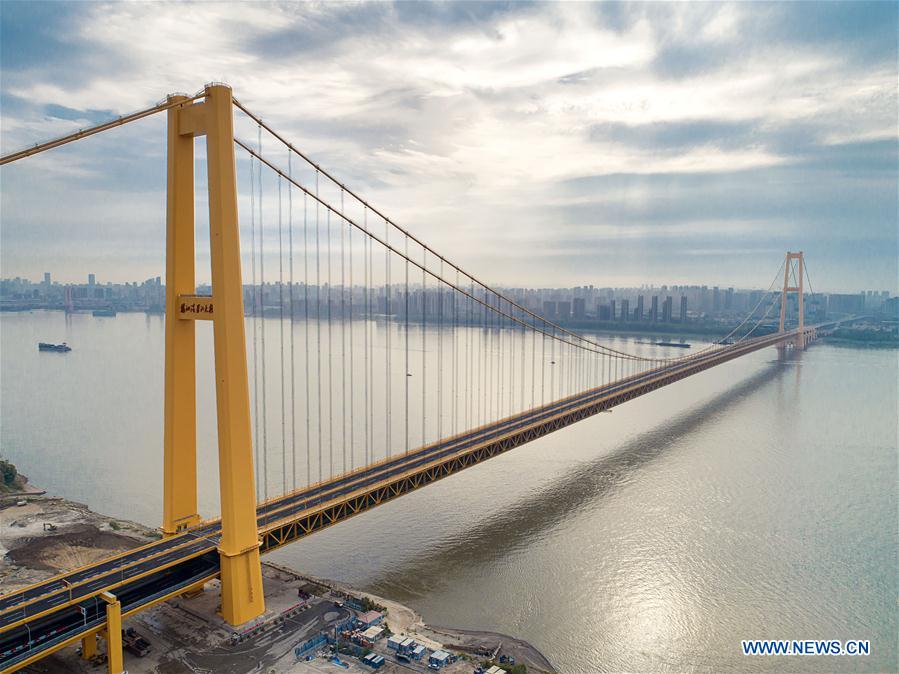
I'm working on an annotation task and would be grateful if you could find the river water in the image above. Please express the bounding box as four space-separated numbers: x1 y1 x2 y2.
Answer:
1 310 895 672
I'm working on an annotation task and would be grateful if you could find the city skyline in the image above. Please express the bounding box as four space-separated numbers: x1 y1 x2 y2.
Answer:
3 268 894 298
1 2 896 292
4 269 888 324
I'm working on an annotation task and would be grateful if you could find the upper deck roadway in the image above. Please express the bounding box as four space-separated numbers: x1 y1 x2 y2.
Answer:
0 325 826 672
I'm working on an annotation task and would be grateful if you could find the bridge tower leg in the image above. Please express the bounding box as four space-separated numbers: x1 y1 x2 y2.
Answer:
778 253 790 337
162 84 265 625
162 94 200 536
203 84 265 625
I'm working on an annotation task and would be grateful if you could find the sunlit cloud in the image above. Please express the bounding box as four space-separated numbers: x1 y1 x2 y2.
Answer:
0 0 895 292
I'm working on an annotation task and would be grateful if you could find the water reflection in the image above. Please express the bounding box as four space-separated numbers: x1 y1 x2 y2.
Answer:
366 357 795 595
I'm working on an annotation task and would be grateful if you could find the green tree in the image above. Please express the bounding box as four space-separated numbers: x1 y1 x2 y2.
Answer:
0 459 19 487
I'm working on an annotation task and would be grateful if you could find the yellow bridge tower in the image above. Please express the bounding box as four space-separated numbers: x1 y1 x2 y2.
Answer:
778 250 806 349
161 84 265 625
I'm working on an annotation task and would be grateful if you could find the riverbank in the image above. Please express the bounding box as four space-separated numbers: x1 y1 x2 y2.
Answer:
1 486 556 674
0 477 159 591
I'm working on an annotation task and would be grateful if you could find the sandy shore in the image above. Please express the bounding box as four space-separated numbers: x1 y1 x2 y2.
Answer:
0 487 158 592
1 487 556 673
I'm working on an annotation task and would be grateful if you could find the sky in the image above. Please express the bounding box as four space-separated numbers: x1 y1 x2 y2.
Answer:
1 1 896 292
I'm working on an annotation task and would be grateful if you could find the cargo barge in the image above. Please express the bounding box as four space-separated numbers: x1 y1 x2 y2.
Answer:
37 342 71 352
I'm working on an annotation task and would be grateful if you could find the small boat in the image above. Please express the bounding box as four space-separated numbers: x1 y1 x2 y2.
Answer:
655 341 691 348
92 309 117 317
38 342 71 352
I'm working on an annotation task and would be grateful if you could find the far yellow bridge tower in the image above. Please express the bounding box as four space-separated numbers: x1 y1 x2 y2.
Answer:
778 250 806 349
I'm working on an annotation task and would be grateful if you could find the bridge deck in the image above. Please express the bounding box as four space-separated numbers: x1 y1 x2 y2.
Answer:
0 326 824 672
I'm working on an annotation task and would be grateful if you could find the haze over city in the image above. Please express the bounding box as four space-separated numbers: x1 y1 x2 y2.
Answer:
1 1 896 291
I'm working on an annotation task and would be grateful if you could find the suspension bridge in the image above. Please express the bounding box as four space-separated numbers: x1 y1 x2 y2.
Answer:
0 84 839 673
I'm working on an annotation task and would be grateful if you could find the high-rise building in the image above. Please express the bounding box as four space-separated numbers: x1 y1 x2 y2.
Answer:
620 299 629 322
557 301 571 319
43 272 51 285
725 287 733 310
662 296 673 322
542 300 557 319
573 297 586 319
680 295 687 322
827 293 864 315
609 300 616 322
713 286 721 312
88 273 96 286
635 295 644 320
650 295 659 321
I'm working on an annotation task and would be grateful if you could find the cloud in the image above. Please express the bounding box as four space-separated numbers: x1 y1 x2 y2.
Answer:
0 1 895 292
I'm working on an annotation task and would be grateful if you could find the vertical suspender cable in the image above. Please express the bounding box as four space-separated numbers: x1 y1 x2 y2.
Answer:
468 288 472 428
511 300 516 414
258 126 268 502
474 286 479 427
303 192 311 487
504 300 510 415
368 221 373 463
496 296 501 417
347 191 355 472
249 136 260 499
550 326 555 401
489 292 494 423
363 208 370 467
467 282 473 430
385 218 391 459
278 176 286 495
404 234 410 454
520 303 525 413
327 210 334 478
506 299 511 415
489 291 493 421
531 314 536 410
541 319 546 405
452 268 458 435
288 155 296 491
481 289 487 426
339 191 346 474
437 259 444 441
421 248 427 447
315 172 323 483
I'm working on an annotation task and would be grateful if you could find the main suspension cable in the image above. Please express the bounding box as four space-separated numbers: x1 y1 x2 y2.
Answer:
1 93 205 165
